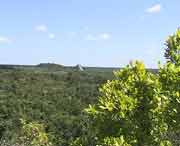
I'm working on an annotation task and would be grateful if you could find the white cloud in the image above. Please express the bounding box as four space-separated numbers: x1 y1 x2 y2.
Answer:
146 4 161 14
49 33 55 39
99 33 111 40
35 25 56 40
35 25 48 32
0 36 12 44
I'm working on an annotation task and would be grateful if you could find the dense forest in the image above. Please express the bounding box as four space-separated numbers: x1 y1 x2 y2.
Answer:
0 65 114 145
0 29 179 146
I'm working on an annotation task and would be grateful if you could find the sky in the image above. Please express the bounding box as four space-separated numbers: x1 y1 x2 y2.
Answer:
0 0 180 68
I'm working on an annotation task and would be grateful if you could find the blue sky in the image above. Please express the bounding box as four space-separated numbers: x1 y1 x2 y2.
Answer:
0 0 180 68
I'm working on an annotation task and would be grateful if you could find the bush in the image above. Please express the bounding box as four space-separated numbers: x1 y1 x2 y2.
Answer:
72 28 180 146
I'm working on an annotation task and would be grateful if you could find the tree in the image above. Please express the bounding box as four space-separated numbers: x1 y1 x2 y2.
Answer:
158 62 180 146
85 61 171 146
163 29 180 146
165 28 180 66
72 28 180 146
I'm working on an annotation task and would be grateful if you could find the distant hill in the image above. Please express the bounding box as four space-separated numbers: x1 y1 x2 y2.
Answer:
0 63 158 73
36 63 64 70
0 64 35 69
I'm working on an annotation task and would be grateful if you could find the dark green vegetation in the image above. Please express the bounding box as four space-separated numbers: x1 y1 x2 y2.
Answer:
0 64 116 145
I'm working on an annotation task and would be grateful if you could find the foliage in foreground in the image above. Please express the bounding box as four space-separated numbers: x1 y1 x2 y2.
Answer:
72 29 180 146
